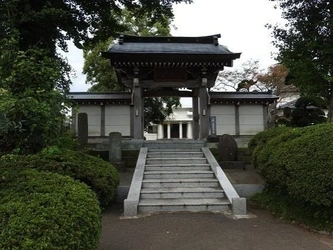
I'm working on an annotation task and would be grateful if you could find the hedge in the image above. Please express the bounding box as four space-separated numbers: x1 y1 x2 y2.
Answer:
0 147 120 208
251 123 333 207
248 126 291 167
0 168 101 250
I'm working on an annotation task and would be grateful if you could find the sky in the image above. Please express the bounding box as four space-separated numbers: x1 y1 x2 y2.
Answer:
66 0 283 92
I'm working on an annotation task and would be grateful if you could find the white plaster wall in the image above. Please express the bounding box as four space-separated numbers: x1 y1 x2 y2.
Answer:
166 107 192 122
105 105 130 136
210 105 236 135
76 105 101 136
239 105 264 135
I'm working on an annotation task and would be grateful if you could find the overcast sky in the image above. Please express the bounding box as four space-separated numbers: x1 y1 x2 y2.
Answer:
66 0 283 92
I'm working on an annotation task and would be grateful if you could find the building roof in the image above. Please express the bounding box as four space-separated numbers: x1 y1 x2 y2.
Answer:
67 91 278 105
67 92 131 104
105 34 237 55
101 34 241 68
209 92 278 104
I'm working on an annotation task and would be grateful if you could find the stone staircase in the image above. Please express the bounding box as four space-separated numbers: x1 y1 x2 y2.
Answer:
124 140 246 217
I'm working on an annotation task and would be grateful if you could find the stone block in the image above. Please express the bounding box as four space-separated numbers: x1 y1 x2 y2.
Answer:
218 134 238 161
77 113 88 145
109 132 122 163
232 197 247 216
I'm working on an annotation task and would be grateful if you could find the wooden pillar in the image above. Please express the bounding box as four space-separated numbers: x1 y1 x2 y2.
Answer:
71 107 77 137
100 104 105 136
192 94 199 140
235 103 240 136
263 104 268 130
199 70 209 139
132 68 144 139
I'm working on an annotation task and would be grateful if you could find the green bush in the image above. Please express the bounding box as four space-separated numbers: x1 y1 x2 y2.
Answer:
0 168 101 250
254 128 306 193
252 124 333 206
281 124 333 206
248 126 291 167
0 148 120 208
252 190 333 232
248 126 291 153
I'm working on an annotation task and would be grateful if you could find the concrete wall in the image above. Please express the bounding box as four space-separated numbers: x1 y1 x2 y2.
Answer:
210 105 236 135
210 104 265 136
75 104 131 137
239 105 264 135
105 105 130 136
76 105 101 136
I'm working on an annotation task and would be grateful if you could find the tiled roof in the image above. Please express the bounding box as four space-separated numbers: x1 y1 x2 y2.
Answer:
102 34 240 58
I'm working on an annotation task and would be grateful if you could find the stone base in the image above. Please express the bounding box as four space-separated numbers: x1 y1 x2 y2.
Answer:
219 161 246 170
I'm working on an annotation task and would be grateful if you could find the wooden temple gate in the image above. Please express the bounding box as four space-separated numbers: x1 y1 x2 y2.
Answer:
101 34 241 140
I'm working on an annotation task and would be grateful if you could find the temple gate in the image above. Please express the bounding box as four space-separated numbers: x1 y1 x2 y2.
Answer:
101 34 241 140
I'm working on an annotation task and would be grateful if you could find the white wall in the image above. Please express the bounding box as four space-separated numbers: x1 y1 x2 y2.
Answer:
105 105 130 136
76 105 101 136
239 105 264 135
210 105 236 135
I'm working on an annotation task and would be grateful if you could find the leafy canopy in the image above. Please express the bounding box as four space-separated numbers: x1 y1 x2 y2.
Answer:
83 8 181 128
268 0 333 120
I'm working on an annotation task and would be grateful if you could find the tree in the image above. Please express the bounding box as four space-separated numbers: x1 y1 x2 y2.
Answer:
257 64 298 124
268 0 333 122
83 8 181 128
0 0 190 153
213 59 269 92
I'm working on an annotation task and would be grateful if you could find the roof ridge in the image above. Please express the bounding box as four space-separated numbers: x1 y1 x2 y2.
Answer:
118 34 221 45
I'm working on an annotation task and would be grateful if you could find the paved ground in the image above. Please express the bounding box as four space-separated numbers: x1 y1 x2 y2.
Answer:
99 202 333 250
104 166 332 250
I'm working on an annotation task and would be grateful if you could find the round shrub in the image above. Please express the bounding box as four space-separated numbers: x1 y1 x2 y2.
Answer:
248 126 291 167
0 147 120 208
0 168 101 250
248 126 291 154
252 123 333 207
280 124 333 206
254 128 306 192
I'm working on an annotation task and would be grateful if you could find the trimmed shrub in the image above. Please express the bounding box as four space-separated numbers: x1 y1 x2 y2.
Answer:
0 168 101 250
0 147 120 208
281 124 333 206
248 126 291 167
248 126 291 154
252 123 333 207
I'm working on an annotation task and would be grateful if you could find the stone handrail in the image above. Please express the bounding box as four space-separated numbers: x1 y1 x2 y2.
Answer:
123 147 147 216
201 147 246 216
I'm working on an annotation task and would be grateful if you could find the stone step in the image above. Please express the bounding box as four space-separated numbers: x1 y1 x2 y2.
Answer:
148 148 202 152
145 165 211 171
138 198 230 213
140 187 225 199
144 171 215 179
147 152 204 158
146 158 207 164
142 178 219 188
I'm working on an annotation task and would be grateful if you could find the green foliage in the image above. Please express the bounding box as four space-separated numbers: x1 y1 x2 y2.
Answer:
251 123 333 206
251 123 333 232
247 126 291 155
252 190 333 232
0 169 101 250
84 8 181 128
144 97 181 127
0 148 120 208
290 96 327 127
268 0 333 121
0 36 70 155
